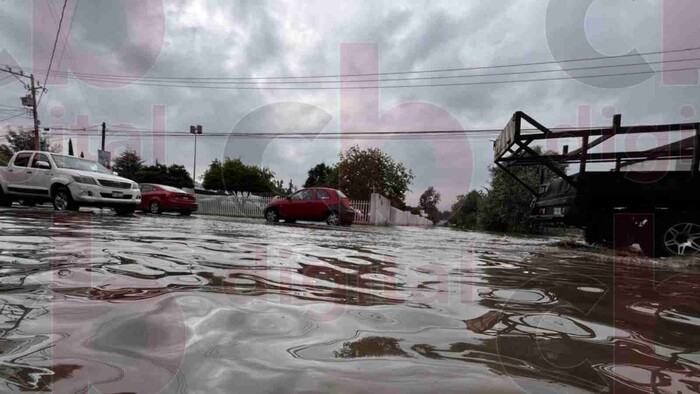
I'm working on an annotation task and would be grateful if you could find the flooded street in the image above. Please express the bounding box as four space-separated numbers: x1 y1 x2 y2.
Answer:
0 208 698 393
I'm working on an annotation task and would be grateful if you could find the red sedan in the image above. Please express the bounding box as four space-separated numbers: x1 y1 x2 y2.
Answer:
139 184 198 216
264 187 355 226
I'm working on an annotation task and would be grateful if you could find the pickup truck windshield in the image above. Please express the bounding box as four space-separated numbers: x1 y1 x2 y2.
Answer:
51 154 113 174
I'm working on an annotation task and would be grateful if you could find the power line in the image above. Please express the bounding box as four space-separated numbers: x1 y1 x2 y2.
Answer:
13 45 700 81
49 127 504 136
30 56 700 87
0 106 25 110
25 65 700 90
37 0 69 106
0 112 31 123
49 120 693 140
43 0 79 112
0 109 26 114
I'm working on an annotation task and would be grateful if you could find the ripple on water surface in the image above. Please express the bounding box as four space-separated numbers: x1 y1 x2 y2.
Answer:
0 210 698 393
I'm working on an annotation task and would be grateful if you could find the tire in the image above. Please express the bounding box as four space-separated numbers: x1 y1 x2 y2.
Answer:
0 188 12 208
114 206 136 216
149 201 162 215
265 208 279 223
326 211 340 226
180 211 192 216
52 186 79 212
656 213 700 257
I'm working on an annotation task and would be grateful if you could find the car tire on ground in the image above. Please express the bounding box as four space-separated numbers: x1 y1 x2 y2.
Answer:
0 189 12 208
265 208 279 223
180 210 192 216
52 186 79 212
326 211 340 226
149 201 162 215
114 206 136 216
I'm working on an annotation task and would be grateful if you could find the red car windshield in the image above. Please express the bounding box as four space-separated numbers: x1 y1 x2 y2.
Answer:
336 190 348 199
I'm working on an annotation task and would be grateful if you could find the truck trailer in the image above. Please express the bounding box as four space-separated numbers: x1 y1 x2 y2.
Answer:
493 111 700 256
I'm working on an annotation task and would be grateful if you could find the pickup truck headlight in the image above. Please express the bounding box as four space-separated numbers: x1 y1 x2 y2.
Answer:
72 175 97 185
131 182 139 189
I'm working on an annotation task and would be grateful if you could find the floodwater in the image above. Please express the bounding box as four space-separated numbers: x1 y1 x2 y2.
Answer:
0 208 698 393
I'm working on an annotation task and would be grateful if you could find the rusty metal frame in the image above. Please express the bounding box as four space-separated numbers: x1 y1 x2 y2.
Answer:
493 111 700 197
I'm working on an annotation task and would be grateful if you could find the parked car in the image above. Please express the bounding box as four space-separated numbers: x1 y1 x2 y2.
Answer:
263 187 354 226
0 151 141 215
139 184 197 215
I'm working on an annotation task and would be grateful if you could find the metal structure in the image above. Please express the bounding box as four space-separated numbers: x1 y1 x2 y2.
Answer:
494 111 700 197
190 125 203 184
493 111 700 256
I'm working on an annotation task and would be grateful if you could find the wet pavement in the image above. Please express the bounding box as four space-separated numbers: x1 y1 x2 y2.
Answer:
0 207 698 393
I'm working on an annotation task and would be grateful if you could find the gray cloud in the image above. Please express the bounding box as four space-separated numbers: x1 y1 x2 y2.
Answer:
0 0 697 209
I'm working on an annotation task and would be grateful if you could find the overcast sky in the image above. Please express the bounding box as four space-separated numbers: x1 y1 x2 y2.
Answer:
1 0 698 209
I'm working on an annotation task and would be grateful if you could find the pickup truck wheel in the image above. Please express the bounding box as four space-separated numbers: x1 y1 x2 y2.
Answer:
657 214 700 256
0 192 11 208
0 188 11 207
52 187 79 212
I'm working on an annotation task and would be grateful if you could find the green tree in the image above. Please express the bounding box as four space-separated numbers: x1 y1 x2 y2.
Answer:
419 186 441 223
135 162 167 184
0 146 11 166
304 163 339 188
112 148 144 181
165 164 195 189
5 128 55 156
448 190 483 229
201 157 277 196
134 162 193 188
337 146 414 208
477 150 564 233
202 159 225 191
285 179 297 195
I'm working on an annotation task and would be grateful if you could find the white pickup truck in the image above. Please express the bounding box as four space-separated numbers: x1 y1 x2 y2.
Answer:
0 151 141 215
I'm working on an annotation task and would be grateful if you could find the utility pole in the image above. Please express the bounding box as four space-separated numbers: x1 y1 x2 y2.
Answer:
101 122 106 151
30 75 40 150
190 125 202 187
1 66 43 150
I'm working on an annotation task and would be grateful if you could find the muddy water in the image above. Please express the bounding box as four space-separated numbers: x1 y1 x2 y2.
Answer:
0 208 698 393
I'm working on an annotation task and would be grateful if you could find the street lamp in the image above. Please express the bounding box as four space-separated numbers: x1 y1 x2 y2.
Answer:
190 125 202 188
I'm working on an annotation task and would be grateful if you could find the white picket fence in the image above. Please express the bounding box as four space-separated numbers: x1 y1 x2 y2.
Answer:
195 194 371 224
196 195 273 218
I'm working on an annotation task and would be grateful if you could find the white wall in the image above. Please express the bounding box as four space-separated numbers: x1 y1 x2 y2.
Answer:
371 193 432 227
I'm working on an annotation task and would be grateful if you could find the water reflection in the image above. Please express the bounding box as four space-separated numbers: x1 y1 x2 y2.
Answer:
0 208 698 393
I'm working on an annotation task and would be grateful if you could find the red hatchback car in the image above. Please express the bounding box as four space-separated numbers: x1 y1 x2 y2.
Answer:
264 187 355 226
139 184 198 216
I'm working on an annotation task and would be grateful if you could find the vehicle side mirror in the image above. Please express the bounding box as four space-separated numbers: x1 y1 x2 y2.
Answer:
36 161 50 169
